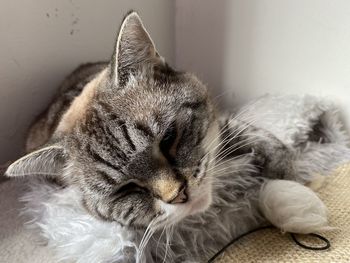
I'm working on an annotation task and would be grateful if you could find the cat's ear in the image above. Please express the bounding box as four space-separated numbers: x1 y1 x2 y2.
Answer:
5 145 67 177
111 11 163 87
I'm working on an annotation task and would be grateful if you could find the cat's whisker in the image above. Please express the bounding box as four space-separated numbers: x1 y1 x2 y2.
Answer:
138 216 159 261
163 224 174 263
138 230 154 261
6 172 61 177
209 164 257 177
213 137 265 165
207 135 258 166
155 215 171 260
201 100 279 157
210 171 259 187
203 112 257 154
203 165 258 187
206 109 280 157
213 118 262 155
212 127 275 162
212 167 258 178
202 114 262 162
211 90 232 102
211 166 259 180
138 230 150 259
208 151 254 170
200 102 263 159
207 155 254 174
142 216 167 256
139 231 154 262
208 135 262 167
156 225 167 259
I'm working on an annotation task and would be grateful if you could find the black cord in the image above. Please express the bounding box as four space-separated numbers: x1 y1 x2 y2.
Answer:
207 226 331 263
291 233 331 250
207 225 273 263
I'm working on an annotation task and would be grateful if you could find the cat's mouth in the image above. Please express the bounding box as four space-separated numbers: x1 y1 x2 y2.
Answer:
158 161 213 226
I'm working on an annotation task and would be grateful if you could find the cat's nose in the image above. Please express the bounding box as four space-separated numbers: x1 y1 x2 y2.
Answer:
169 184 188 204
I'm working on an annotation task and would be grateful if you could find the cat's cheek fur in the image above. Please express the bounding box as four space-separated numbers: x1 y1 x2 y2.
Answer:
189 174 214 215
202 120 220 155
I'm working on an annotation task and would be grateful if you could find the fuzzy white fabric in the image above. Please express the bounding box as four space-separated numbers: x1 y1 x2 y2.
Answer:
3 94 350 263
241 94 350 182
21 180 138 263
259 180 331 234
240 94 348 147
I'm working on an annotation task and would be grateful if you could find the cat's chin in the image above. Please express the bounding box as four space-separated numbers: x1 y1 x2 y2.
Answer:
158 180 213 226
188 189 212 215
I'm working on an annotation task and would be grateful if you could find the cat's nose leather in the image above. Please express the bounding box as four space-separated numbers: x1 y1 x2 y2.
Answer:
169 185 188 204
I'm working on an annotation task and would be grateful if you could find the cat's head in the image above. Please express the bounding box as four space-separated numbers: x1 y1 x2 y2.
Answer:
6 12 220 228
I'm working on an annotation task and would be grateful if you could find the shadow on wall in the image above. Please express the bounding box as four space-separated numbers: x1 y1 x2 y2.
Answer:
175 0 229 109
175 0 260 110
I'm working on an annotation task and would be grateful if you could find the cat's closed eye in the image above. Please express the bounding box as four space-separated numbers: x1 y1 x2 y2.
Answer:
159 122 178 162
115 181 148 195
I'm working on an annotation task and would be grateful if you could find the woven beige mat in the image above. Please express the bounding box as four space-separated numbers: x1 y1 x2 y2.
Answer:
215 164 350 263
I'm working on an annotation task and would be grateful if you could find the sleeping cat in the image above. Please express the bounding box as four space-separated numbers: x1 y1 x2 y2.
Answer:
6 11 344 262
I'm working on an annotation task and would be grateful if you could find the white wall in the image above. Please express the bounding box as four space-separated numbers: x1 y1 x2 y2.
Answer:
0 0 174 164
176 0 350 129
